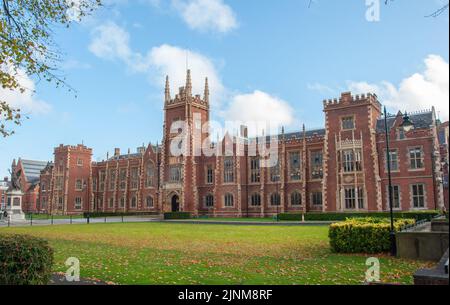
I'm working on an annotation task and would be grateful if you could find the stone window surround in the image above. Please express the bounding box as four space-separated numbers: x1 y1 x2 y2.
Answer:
223 193 234 208
288 150 301 182
74 197 83 210
205 164 214 185
385 184 402 210
340 114 356 131
384 148 400 173
268 192 281 207
409 183 427 210
204 193 214 208
290 190 302 206
407 145 425 171
249 192 261 207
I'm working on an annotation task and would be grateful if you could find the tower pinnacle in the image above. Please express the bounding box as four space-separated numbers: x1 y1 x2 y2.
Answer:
204 77 209 104
185 69 192 97
165 75 171 103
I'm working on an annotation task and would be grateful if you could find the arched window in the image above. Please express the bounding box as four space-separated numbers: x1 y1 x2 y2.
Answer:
250 193 261 206
109 198 114 208
130 196 137 208
120 197 125 208
146 163 155 187
270 193 281 206
205 194 214 207
224 193 234 207
146 196 154 208
291 191 301 206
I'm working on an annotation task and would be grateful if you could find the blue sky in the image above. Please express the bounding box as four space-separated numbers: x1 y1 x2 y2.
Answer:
1 0 449 178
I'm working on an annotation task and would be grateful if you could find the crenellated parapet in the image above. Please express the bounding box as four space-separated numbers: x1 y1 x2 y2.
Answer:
323 92 381 111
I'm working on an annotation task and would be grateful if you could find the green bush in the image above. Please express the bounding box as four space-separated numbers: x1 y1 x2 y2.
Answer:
278 210 440 222
328 218 415 254
278 213 303 221
164 212 191 220
83 211 159 218
0 234 54 285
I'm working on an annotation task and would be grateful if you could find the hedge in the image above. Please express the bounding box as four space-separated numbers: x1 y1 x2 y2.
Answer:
0 234 54 285
83 211 159 218
164 212 191 220
278 210 440 222
328 218 416 254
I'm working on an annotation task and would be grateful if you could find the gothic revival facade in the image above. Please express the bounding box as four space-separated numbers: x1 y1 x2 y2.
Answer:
34 70 448 216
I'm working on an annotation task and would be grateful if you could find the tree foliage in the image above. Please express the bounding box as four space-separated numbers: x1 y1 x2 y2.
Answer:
0 0 101 137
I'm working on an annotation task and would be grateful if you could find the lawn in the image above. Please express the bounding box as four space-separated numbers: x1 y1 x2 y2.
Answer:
0 223 433 285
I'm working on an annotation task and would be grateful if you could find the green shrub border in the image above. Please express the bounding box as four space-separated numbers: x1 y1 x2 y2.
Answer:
0 234 54 285
164 212 191 220
328 218 415 253
278 210 440 221
83 212 159 218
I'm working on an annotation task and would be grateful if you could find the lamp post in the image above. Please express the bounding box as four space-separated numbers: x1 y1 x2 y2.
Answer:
384 106 397 257
384 109 413 256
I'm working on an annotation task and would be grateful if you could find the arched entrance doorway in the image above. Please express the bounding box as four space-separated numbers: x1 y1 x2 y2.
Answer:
171 195 180 212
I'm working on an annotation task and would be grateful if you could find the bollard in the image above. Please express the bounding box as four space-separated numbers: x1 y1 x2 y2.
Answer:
87 214 90 224
30 213 33 226
8 217 10 227
104 216 107 223
51 215 54 225
122 215 124 223
70 215 72 224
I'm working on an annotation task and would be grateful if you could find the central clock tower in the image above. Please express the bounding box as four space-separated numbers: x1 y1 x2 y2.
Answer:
159 70 210 214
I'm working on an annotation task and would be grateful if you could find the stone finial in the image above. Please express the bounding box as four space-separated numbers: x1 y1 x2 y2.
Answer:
165 75 171 103
185 69 192 97
204 77 209 104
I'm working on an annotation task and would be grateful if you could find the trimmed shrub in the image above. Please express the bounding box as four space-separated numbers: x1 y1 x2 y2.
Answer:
83 211 159 218
278 213 303 221
0 234 54 285
278 210 440 222
164 212 191 220
328 218 415 253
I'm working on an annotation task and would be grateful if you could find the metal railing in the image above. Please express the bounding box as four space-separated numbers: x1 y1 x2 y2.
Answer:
399 213 445 232
0 213 161 227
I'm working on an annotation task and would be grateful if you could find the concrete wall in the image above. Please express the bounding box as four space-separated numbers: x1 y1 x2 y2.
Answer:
396 231 449 261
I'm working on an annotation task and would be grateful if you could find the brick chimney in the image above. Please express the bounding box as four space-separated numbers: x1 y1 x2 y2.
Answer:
114 148 120 157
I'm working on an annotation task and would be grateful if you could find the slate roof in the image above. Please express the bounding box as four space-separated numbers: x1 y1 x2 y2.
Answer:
20 159 48 185
376 111 434 133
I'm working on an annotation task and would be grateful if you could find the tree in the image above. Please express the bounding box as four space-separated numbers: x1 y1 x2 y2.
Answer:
0 0 101 137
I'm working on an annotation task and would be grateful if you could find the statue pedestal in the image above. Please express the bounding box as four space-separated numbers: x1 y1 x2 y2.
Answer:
6 189 25 221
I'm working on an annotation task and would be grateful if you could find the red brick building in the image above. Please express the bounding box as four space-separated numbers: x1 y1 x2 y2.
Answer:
9 158 48 213
35 70 448 216
0 177 10 211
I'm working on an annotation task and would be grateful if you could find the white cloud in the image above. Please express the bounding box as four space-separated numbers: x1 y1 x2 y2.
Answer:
347 55 449 120
171 0 238 33
148 44 225 105
89 22 295 131
0 64 51 115
89 22 225 105
223 90 295 133
88 21 151 73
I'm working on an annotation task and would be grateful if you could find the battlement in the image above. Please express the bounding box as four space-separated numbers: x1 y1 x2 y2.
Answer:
54 144 92 154
323 92 381 109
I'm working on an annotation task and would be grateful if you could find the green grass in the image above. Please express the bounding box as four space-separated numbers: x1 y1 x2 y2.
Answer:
0 223 433 285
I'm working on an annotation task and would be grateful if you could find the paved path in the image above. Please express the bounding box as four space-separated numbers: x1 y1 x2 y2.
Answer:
0 216 160 227
1 217 335 227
